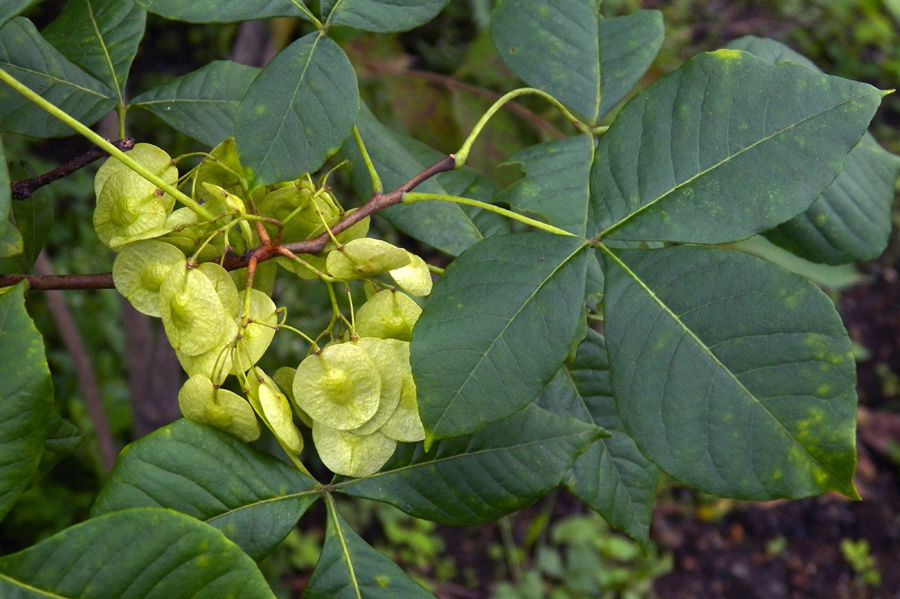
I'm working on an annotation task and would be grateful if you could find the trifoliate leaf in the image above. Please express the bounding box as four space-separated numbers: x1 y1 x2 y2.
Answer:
293 343 381 431
93 169 169 249
326 238 410 280
312 422 397 478
178 374 260 443
159 262 233 356
349 338 403 436
112 240 187 317
355 289 421 341
274 366 312 427
247 369 303 455
378 339 424 442
230 289 278 374
389 251 433 296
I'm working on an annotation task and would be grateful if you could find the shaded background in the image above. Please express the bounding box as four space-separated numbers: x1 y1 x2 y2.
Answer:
2 1 899 597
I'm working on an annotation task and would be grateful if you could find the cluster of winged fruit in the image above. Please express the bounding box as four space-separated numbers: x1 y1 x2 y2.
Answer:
96 140 431 476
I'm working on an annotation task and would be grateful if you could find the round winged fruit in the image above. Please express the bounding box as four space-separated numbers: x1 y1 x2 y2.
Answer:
230 289 278 375
325 238 410 281
94 143 178 210
293 343 381 431
349 337 404 436
247 368 303 454
389 251 433 297
277 211 370 280
273 366 312 427
379 339 425 442
355 289 422 341
112 240 186 317
178 374 260 443
312 422 397 478
192 137 245 202
159 261 233 356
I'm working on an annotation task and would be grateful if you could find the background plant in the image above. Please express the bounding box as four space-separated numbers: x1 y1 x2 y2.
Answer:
1 0 898 597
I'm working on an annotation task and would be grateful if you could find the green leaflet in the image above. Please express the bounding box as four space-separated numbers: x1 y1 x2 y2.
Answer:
92 419 320 562
601 245 858 500
0 282 53 521
133 0 312 23
0 508 276 599
42 0 147 102
491 0 663 123
496 134 595 236
537 329 658 549
0 1 37 29
337 404 605 526
33 412 83 484
725 36 900 265
0 17 115 138
0 164 53 272
322 0 450 33
412 233 590 439
343 104 485 256
236 33 358 188
0 138 23 259
132 61 261 147
591 50 884 244
303 498 436 598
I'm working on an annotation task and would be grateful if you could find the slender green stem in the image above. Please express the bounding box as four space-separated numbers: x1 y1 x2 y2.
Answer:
289 0 322 28
499 516 523 585
426 263 445 275
351 125 383 195
403 192 577 237
275 323 320 351
0 66 214 221
455 87 590 167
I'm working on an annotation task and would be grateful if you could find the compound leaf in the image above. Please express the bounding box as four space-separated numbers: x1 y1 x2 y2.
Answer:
132 61 260 147
322 0 450 33
133 0 312 23
601 245 858 500
591 50 884 244
92 419 320 562
0 17 116 138
496 134 595 236
236 33 358 188
412 233 590 439
0 508 276 599
337 404 604 526
304 500 435 599
537 329 658 549
42 0 146 100
725 36 900 265
0 282 52 521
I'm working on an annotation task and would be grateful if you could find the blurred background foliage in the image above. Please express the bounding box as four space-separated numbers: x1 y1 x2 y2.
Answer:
3 0 899 596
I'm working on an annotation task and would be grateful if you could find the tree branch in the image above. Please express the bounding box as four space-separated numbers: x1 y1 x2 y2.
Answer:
12 138 136 201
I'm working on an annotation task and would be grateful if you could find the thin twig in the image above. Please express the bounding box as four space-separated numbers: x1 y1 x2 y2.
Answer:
34 252 117 472
0 272 115 290
12 138 136 201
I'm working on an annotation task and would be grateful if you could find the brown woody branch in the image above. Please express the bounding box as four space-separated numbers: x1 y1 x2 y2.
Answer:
12 138 136 201
1 154 458 291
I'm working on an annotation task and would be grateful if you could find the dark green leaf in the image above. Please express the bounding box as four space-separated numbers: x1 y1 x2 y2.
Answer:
343 104 486 255
42 0 146 100
92 419 320 562
591 50 884 244
133 0 311 23
596 10 664 119
0 165 54 273
337 404 604 526
0 508 276 598
236 33 358 187
601 245 858 500
412 233 590 439
304 499 435 598
496 134 595 236
33 412 83 482
0 282 52 521
538 329 658 548
724 36 900 265
322 0 450 33
132 61 260 147
0 17 115 138
491 1 662 123
0 138 23 259
0 1 38 29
